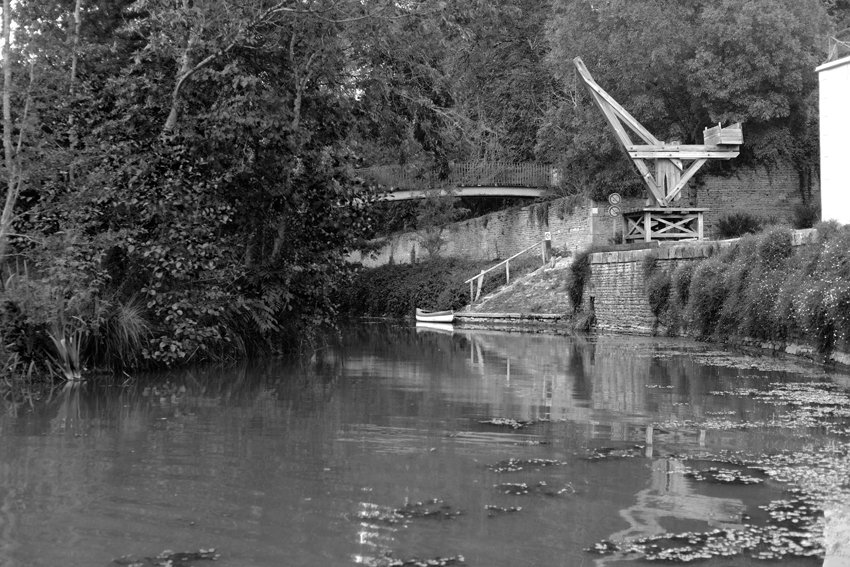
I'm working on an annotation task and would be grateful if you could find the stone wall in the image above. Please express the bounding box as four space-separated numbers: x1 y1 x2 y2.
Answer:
587 243 718 334
349 163 816 268
349 197 603 267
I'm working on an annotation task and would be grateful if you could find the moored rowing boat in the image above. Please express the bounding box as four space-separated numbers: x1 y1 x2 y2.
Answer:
415 308 454 323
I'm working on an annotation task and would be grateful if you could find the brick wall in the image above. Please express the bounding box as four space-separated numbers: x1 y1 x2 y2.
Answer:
693 162 818 234
348 163 816 268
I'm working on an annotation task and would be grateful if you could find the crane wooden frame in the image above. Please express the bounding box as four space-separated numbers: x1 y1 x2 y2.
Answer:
573 57 743 241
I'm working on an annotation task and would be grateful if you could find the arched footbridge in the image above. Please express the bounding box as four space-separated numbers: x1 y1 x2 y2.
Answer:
357 162 558 201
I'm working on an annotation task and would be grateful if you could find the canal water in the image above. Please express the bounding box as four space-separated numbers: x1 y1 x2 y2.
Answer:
1 323 847 567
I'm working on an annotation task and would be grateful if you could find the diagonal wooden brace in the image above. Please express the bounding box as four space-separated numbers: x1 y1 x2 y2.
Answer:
662 159 707 205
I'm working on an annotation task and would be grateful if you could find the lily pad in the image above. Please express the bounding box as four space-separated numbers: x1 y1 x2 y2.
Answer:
113 548 219 567
487 458 565 473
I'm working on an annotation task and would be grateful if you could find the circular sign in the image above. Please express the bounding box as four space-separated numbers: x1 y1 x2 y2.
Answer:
544 231 552 241
608 193 622 205
608 205 621 217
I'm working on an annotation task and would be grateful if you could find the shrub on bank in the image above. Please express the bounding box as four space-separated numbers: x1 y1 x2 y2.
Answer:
628 224 850 355
566 249 592 312
716 211 761 238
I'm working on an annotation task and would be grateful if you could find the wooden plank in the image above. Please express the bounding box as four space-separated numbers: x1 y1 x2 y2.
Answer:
588 90 637 149
628 149 739 160
635 207 710 212
584 88 668 206
626 144 739 152
703 122 743 146
656 159 682 202
573 57 660 145
662 159 707 205
632 159 667 206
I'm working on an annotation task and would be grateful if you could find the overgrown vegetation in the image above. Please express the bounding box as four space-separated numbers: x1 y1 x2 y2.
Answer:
792 202 821 229
631 225 850 355
566 249 592 312
716 212 762 239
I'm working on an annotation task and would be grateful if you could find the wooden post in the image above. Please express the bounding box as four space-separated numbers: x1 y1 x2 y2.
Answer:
645 424 654 445
697 212 704 240
824 504 850 567
505 260 510 284
475 271 484 300
544 233 552 263
469 281 474 303
644 211 652 242
698 429 706 447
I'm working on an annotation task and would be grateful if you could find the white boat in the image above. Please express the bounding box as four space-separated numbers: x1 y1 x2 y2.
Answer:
415 308 454 323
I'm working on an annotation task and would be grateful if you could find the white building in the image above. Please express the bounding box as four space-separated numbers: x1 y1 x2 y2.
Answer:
817 52 850 225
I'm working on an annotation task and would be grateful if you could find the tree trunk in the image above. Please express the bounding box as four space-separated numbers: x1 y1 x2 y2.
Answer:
0 0 15 262
162 37 195 136
270 219 288 261
69 0 83 89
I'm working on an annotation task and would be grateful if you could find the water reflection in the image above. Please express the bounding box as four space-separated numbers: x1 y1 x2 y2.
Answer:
0 324 843 566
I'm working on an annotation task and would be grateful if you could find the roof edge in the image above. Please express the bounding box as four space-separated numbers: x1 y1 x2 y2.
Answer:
817 55 850 73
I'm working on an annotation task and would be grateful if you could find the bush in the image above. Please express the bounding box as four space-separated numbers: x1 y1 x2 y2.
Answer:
567 249 592 312
716 212 761 238
687 256 730 336
646 271 672 319
672 224 850 353
792 202 820 229
671 262 695 309
756 227 793 269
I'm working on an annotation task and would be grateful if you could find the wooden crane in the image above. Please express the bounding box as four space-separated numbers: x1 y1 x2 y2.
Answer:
573 57 743 241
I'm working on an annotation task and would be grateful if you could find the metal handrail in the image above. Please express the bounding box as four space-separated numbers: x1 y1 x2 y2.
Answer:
464 239 548 303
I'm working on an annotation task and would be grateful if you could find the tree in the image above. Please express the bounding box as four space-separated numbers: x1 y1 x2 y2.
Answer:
538 0 832 201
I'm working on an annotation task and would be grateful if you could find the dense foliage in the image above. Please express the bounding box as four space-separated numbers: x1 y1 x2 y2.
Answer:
637 225 850 355
537 0 833 200
0 0 846 386
0 0 435 380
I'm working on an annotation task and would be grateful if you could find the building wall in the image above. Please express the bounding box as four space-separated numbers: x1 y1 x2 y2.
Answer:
350 163 814 268
817 55 850 225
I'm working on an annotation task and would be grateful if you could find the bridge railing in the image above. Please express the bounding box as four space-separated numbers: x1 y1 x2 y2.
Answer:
357 162 558 191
